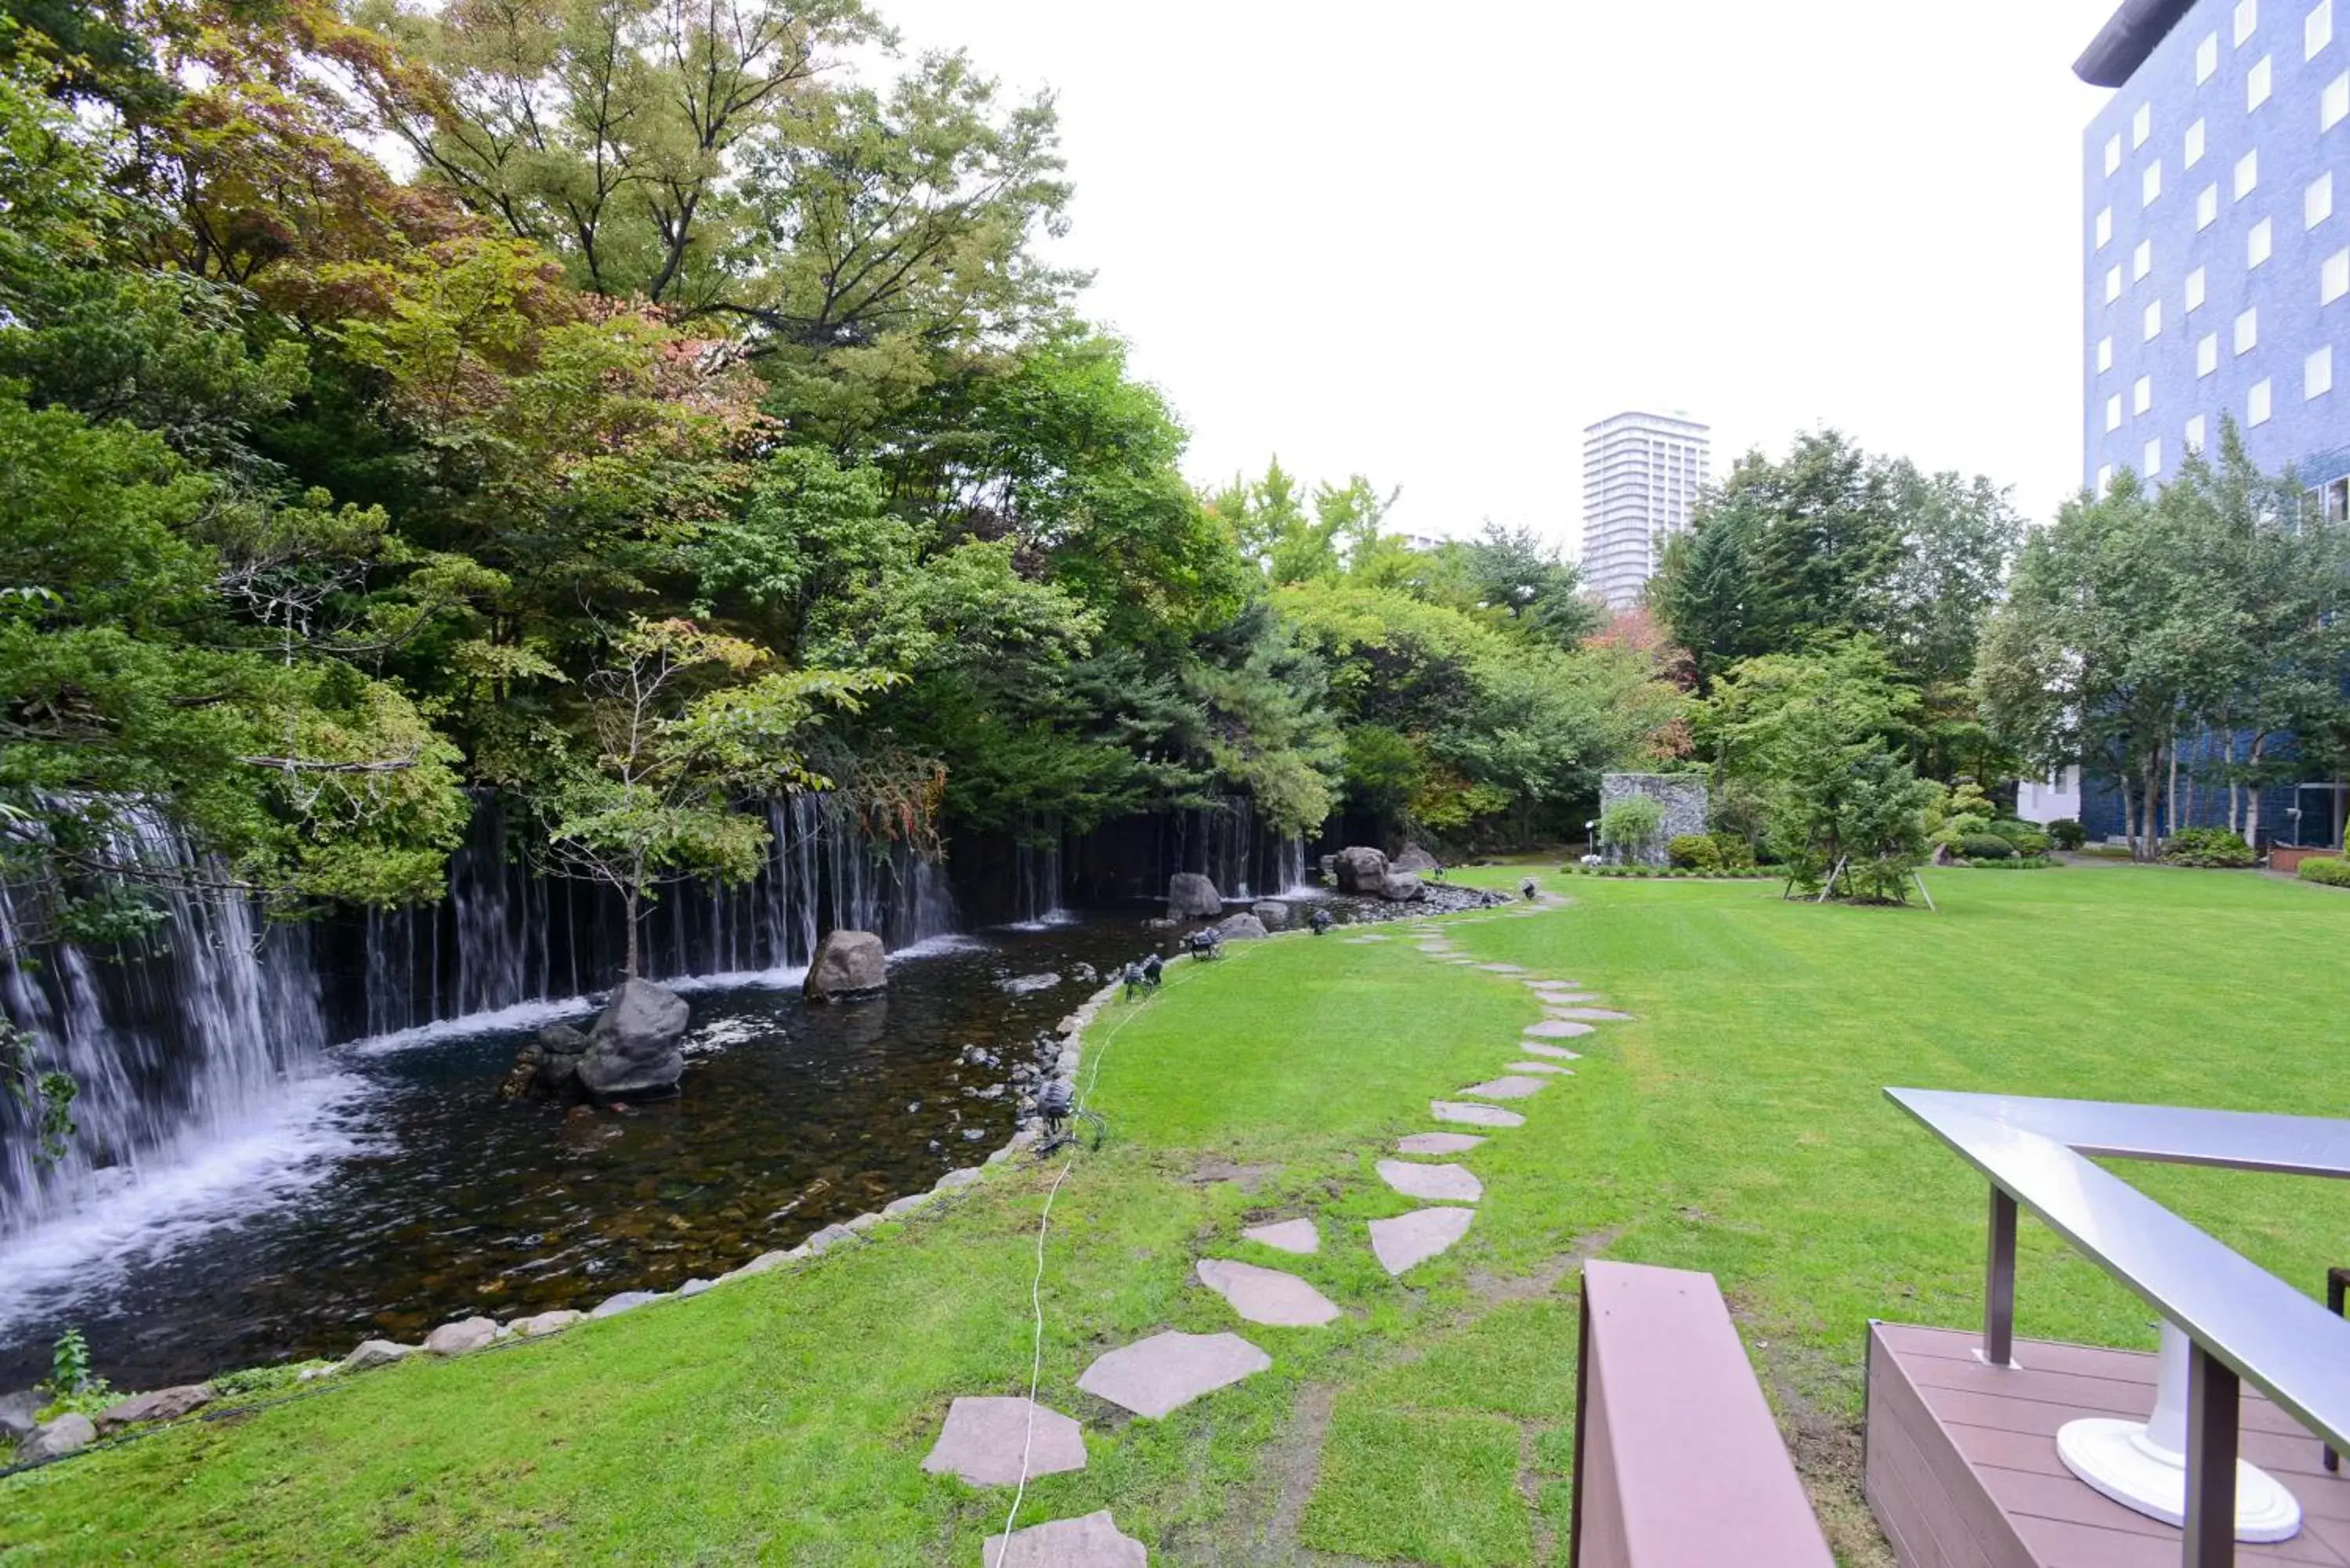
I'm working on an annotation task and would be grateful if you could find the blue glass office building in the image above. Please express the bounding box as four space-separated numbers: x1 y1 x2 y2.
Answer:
2080 0 2349 512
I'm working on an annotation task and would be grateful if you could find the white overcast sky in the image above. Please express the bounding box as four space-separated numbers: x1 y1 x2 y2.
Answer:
863 0 2123 553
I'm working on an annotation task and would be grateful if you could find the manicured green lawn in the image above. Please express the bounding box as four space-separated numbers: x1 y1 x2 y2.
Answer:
9 863 2350 1566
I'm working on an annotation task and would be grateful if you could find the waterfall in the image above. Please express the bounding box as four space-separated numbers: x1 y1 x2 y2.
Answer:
1009 819 1068 927
0 792 960 1232
1276 836 1311 895
0 808 330 1239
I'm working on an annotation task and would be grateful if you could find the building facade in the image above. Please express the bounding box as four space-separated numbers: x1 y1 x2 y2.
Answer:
2065 0 2349 846
1578 411 1711 610
2080 0 2349 510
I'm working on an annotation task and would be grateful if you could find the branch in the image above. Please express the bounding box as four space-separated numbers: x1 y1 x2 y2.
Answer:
236 755 419 774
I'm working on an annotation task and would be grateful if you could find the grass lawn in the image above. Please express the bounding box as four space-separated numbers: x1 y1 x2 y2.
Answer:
9 862 2350 1565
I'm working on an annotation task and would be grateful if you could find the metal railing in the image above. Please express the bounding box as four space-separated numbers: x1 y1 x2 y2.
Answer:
1887 1089 2350 1566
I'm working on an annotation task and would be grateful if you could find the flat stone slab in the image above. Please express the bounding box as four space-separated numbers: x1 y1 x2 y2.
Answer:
1518 1042 1581 1060
984 1510 1148 1567
1431 1100 1525 1128
1397 1132 1485 1155
1551 1007 1633 1021
1524 979 1583 991
1536 993 1602 1005
1461 1075 1548 1100
1476 963 1528 973
1370 1207 1477 1276
1524 1019 1595 1039
1376 1158 1483 1203
1241 1218 1320 1255
1506 1061 1574 1075
924 1396 1087 1487
1195 1259 1340 1327
1077 1331 1271 1418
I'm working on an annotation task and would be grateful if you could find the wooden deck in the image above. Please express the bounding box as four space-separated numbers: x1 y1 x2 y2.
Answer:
1867 1322 2350 1566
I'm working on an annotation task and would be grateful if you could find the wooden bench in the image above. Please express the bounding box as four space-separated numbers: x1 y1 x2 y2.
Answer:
1571 1259 1836 1567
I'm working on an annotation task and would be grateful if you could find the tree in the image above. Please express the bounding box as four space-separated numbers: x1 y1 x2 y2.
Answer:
1701 638 1935 901
540 618 890 977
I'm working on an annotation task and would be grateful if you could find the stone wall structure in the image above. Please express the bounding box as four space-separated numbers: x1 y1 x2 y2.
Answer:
1599 774 1708 865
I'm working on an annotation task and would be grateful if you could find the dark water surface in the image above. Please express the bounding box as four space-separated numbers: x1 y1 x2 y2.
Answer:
0 906 1314 1389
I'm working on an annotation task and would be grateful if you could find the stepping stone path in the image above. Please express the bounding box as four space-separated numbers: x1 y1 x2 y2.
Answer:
1538 994 1602 1006
1477 963 1527 974
1550 1007 1633 1021
1461 1075 1549 1100
1518 1041 1581 1060
1506 1061 1573 1075
1397 1131 1484 1155
1432 1100 1525 1128
924 1397 1087 1486
1376 1158 1482 1203
1524 979 1583 991
1524 1019 1593 1039
985 1511 1148 1567
1241 1217 1319 1255
1078 1331 1271 1419
1195 1259 1340 1327
1370 1208 1477 1276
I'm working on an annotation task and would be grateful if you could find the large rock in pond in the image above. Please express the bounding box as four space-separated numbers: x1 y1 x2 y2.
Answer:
1166 873 1224 919
1332 846 1390 894
577 979 689 1098
1250 901 1291 929
1213 912 1270 941
94 1383 214 1433
0 1389 42 1441
1379 872 1426 902
804 930 888 1002
1390 842 1439 874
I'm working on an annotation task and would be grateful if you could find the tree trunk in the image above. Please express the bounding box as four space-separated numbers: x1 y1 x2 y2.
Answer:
623 870 643 981
2142 744 2167 862
2120 773 2139 855
2167 735 2180 839
2245 735 2267 846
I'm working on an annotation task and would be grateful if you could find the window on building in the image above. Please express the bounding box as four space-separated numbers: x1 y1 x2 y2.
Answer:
2200 332 2222 375
2146 160 2164 205
2097 206 2113 246
2099 464 2116 493
2251 377 2275 424
2098 334 2115 371
2326 246 2350 301
2187 265 2208 309
2312 0 2336 58
2135 374 2153 414
2134 102 2153 146
2314 172 2338 227
2313 345 2338 397
2251 216 2275 266
2251 54 2275 107
2105 134 2123 176
2107 265 2124 303
2200 32 2222 80
2145 437 2164 475
2146 299 2164 340
2199 183 2220 228
2108 392 2125 431
2327 71 2350 128
2328 477 2350 521
2187 117 2207 166
2236 149 2259 197
2240 0 2261 42
2135 237 2154 279
2238 305 2261 352
2187 414 2210 453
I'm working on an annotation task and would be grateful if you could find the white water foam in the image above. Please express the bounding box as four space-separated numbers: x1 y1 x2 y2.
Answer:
888 933 989 959
0 1071 371 1334
347 994 602 1057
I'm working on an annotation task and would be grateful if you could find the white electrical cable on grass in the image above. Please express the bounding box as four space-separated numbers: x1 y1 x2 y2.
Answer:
995 949 1248 1541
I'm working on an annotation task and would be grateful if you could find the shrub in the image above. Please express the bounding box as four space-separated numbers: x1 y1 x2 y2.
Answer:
2300 857 2350 887
1958 833 2015 860
1963 854 2055 869
1600 797 1665 862
2014 831 2052 856
2160 827 2255 868
1709 832 1756 868
1985 818 2037 844
1668 834 1721 871
2047 818 2086 850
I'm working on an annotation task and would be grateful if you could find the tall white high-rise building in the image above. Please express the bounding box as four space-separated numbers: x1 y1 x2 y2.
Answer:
1579 411 1711 610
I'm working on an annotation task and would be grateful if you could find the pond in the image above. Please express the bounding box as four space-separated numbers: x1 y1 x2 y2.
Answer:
0 898 1398 1390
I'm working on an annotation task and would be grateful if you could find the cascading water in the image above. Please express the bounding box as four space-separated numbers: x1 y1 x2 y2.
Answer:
1 793 958 1228
1007 818 1068 927
0 809 331 1239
